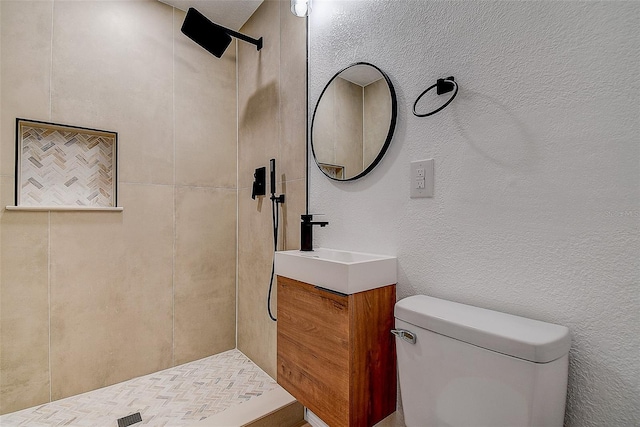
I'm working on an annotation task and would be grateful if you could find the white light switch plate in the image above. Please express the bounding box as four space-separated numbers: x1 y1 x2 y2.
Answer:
410 159 434 198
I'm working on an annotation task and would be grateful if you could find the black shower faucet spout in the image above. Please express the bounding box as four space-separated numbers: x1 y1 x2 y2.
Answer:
300 214 328 252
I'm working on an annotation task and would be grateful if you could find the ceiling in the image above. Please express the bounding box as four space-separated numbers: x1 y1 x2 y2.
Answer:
339 64 384 87
159 0 263 30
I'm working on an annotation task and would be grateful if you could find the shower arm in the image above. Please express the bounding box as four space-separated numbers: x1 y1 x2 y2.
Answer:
213 23 263 51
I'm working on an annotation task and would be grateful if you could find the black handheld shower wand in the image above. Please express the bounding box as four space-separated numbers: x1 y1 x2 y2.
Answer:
270 159 284 204
270 159 276 195
267 159 284 321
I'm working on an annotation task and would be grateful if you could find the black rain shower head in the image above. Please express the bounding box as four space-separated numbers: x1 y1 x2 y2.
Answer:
181 8 262 58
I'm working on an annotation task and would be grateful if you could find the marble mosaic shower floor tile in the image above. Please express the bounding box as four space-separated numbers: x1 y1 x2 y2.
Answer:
0 349 278 426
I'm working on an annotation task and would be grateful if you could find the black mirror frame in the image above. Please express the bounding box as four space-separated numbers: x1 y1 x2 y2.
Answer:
310 62 397 181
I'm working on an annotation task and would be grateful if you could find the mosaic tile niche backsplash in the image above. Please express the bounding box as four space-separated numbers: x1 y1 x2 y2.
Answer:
16 119 117 207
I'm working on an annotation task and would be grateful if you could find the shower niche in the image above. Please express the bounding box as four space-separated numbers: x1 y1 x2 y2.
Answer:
9 118 121 211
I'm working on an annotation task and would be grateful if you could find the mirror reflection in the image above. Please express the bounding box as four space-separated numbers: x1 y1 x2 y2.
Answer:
311 63 396 181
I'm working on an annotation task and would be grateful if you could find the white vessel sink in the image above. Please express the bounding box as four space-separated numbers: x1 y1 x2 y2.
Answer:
275 248 397 295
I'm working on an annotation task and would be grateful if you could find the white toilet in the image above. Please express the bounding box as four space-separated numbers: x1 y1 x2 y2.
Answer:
393 295 571 427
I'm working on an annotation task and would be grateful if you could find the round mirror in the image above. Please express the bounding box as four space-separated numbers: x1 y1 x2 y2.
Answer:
311 62 397 181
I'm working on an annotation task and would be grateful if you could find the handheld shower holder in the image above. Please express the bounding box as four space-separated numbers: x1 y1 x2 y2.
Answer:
271 194 285 204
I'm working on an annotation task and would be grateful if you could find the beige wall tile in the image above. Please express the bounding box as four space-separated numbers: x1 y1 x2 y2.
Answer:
334 78 364 178
0 177 50 415
237 0 307 378
50 0 174 185
0 176 7 210
0 0 52 177
237 0 286 379
312 83 336 165
174 10 237 188
236 180 304 375
237 0 281 191
49 183 174 400
236 1 283 378
278 0 307 183
363 78 392 167
279 178 306 251
174 186 236 365
237 187 278 378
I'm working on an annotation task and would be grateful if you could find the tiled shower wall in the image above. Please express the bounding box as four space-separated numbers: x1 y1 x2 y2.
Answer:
0 0 237 414
237 0 307 378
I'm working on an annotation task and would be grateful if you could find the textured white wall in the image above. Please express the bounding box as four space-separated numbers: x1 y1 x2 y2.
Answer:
308 1 639 426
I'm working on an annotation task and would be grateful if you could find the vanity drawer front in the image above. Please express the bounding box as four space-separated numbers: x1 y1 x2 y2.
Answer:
277 276 350 427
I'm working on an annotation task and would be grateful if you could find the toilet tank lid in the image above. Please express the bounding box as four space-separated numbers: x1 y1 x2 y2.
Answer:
394 295 571 363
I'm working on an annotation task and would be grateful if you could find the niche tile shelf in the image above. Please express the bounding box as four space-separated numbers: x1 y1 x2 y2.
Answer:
5 206 123 212
14 118 118 210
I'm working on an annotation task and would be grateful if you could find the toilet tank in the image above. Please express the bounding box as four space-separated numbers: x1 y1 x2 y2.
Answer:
394 295 571 427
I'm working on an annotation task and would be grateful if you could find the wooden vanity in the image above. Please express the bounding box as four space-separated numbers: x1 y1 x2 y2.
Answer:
276 275 397 427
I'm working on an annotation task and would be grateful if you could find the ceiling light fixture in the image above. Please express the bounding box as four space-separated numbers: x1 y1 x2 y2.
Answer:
291 0 311 17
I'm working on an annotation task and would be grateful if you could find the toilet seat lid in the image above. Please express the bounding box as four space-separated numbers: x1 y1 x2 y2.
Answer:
394 295 571 363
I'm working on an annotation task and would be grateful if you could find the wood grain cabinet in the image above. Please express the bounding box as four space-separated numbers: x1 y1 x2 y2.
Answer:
277 276 397 427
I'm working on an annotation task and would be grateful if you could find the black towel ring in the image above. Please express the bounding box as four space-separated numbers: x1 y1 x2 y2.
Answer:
413 76 458 117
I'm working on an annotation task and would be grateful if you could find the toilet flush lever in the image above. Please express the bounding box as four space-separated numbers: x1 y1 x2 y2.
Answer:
391 329 416 344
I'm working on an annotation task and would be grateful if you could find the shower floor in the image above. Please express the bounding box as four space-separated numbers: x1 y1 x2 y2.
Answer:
0 349 282 426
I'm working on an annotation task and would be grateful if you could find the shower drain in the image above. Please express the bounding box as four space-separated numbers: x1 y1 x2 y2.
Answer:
117 412 142 427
